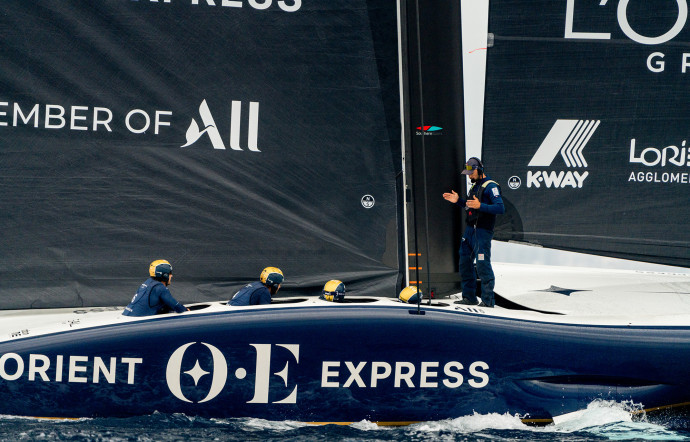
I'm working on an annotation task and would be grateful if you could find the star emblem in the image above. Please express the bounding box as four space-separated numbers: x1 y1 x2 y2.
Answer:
536 285 591 297
184 360 210 386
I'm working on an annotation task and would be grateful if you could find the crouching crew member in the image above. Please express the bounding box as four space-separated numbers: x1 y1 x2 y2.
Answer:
320 280 345 302
230 267 283 306
123 259 188 316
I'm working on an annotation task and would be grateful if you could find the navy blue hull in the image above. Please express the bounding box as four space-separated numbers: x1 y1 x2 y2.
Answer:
0 305 688 422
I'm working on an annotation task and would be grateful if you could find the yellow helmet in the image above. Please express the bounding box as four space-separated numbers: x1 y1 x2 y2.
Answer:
321 280 345 302
260 267 284 288
398 286 422 304
149 259 172 281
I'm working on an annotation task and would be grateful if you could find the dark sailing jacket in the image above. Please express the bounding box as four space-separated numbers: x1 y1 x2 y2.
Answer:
123 278 186 316
457 176 505 232
230 281 271 306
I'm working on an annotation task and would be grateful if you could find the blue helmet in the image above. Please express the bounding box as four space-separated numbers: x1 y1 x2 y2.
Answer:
398 286 422 304
320 280 345 302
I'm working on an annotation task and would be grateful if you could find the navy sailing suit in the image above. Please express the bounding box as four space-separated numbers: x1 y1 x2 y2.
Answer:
123 277 186 316
456 176 505 306
229 282 271 306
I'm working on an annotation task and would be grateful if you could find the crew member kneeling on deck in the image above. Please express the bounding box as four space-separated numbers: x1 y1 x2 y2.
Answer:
123 260 188 316
443 157 505 308
320 280 345 302
230 267 283 306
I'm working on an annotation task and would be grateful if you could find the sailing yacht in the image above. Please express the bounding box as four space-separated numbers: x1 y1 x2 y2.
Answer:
0 0 688 424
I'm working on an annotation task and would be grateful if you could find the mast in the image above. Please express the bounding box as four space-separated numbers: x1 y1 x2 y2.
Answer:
398 0 412 292
403 0 468 298
461 0 490 162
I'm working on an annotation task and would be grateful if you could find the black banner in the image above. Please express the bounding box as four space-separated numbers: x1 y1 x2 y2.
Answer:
0 1 402 308
483 0 690 267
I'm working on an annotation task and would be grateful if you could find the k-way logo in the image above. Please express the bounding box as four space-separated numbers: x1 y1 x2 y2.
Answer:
524 119 599 189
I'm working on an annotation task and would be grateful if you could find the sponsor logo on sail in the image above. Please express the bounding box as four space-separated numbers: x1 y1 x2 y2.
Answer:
0 101 169 133
182 99 261 151
523 119 598 189
0 99 263 152
564 0 690 73
361 195 375 208
129 0 302 13
628 137 690 184
565 0 687 45
507 176 521 189
416 125 443 136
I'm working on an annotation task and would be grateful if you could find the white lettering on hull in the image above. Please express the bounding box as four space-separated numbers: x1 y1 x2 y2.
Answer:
0 353 142 384
320 360 489 389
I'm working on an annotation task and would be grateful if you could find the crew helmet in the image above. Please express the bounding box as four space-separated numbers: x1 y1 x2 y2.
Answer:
149 259 173 282
398 286 423 304
260 267 284 288
320 280 345 302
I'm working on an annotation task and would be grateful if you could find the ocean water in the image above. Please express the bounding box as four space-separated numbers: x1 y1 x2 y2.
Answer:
1 400 688 441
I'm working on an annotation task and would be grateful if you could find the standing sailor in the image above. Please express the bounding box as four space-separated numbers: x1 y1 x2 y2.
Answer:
123 259 188 316
443 158 505 307
229 267 284 306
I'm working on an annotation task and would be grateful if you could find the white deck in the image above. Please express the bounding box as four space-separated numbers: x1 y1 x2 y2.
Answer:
492 262 690 316
2 263 690 346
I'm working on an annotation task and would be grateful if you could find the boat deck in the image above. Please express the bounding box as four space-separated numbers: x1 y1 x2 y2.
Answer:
2 263 690 345
493 262 690 316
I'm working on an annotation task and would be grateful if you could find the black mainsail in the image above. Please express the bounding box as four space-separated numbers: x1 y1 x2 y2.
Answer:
0 1 403 308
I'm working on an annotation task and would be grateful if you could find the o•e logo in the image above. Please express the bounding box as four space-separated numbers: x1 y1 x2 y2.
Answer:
166 342 228 403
